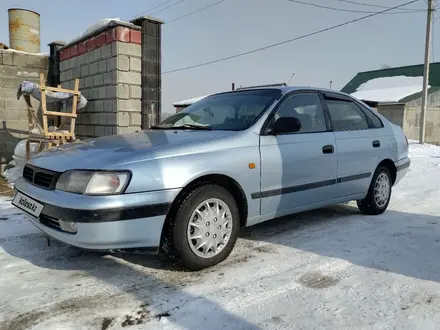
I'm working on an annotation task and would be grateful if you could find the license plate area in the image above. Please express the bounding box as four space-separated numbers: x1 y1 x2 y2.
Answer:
12 191 44 218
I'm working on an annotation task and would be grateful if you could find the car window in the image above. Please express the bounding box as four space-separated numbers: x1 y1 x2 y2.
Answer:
158 89 281 131
170 105 235 126
359 104 384 129
273 93 327 133
324 98 369 131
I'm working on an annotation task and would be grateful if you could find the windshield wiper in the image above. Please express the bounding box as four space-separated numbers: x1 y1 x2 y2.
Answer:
151 124 212 130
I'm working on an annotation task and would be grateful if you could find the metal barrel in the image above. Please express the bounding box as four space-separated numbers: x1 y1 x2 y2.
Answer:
8 8 40 53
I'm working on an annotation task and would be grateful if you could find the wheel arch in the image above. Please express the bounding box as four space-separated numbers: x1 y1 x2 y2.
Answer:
159 173 249 253
377 158 397 184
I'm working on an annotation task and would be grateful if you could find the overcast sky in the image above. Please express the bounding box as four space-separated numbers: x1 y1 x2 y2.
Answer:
0 0 434 113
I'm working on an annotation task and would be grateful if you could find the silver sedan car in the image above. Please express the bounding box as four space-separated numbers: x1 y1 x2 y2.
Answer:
12 86 410 270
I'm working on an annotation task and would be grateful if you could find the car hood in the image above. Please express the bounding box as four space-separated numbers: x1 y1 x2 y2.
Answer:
28 129 238 172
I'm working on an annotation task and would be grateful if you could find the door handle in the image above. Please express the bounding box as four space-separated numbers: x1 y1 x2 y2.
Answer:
322 145 334 154
372 140 380 148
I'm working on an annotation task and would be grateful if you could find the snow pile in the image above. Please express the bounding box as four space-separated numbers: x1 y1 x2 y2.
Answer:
81 18 121 38
173 95 209 107
1 140 39 187
2 165 21 185
17 71 40 78
351 76 427 103
13 140 38 160
30 126 69 135
408 139 440 158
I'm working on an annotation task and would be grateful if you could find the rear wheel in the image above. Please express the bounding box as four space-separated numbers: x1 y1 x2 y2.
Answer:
357 165 392 215
164 184 240 271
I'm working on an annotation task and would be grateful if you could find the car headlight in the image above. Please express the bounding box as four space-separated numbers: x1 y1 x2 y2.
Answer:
56 170 131 195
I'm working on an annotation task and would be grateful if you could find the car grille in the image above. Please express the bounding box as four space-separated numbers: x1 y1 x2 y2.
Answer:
23 166 34 182
22 165 60 190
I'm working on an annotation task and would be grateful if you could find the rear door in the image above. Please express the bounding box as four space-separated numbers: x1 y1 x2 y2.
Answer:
321 92 388 197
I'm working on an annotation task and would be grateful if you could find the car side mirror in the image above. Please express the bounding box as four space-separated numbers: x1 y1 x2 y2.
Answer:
268 116 301 135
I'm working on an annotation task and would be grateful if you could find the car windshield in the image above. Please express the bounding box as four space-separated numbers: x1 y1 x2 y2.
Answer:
155 89 282 131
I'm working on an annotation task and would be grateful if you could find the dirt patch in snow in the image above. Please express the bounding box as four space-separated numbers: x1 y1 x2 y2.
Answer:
101 317 114 330
252 244 278 254
297 271 340 289
0 310 46 330
120 303 173 327
0 176 13 197
0 294 118 330
121 304 151 327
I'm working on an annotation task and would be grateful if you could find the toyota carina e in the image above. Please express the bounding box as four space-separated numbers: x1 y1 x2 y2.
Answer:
12 86 410 270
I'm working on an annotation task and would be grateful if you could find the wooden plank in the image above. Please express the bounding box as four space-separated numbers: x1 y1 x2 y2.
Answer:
45 135 73 139
28 136 63 144
70 78 80 138
30 132 74 138
29 136 73 142
40 73 48 135
45 86 81 95
44 111 77 118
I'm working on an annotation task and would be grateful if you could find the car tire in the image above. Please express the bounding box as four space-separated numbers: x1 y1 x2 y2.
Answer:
164 184 240 271
357 165 392 215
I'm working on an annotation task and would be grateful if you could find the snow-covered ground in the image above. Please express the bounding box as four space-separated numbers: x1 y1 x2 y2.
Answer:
0 141 439 330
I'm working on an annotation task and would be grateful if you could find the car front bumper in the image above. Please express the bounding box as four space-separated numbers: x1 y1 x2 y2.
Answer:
394 157 411 185
13 177 181 251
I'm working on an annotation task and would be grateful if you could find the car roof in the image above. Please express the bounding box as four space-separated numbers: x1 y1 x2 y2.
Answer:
209 86 354 99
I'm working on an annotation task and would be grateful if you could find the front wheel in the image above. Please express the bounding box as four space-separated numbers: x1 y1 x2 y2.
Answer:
166 184 240 271
357 166 392 215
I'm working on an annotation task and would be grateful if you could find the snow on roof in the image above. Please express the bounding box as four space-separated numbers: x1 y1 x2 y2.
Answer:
173 95 209 106
65 18 122 46
82 18 121 38
351 76 428 103
0 48 48 57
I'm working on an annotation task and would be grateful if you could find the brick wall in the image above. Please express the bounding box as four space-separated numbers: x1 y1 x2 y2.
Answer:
59 23 142 138
0 50 49 172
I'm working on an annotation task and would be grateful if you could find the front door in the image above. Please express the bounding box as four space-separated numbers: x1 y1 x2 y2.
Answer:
259 91 338 217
